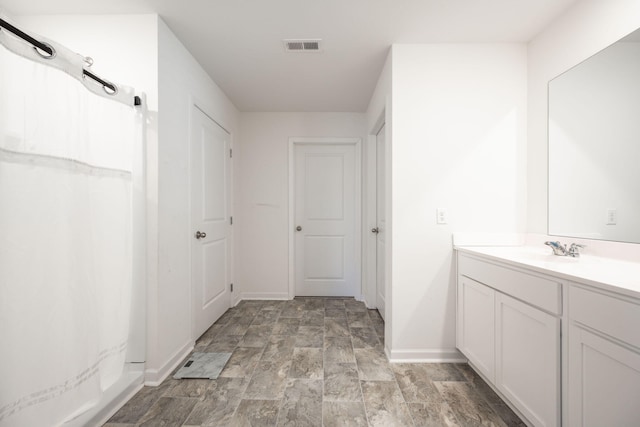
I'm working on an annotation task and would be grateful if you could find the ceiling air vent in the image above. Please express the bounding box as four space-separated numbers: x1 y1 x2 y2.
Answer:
284 39 322 52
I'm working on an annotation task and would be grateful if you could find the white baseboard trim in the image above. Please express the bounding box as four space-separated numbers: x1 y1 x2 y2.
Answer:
64 365 144 427
387 348 466 363
144 341 193 386
240 292 289 300
362 296 375 309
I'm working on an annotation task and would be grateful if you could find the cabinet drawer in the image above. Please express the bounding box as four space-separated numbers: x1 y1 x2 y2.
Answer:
458 254 562 315
570 285 640 348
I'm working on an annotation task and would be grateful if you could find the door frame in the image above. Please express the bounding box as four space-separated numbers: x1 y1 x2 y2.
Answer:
188 98 234 342
288 137 362 300
364 120 386 310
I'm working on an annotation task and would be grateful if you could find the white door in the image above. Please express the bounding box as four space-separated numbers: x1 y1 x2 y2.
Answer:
190 105 231 339
294 143 358 296
375 125 386 319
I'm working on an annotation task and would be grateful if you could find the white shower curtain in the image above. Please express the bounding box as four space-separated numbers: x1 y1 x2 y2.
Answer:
0 23 142 427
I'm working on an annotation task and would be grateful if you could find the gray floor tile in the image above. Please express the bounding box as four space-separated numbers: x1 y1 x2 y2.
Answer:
205 334 242 353
324 299 346 309
243 359 292 399
324 362 362 402
302 298 325 311
300 309 325 326
323 401 369 426
361 380 414 426
289 347 323 379
137 396 197 427
280 301 305 318
454 364 526 427
219 347 264 378
351 327 382 349
107 298 525 427
295 326 324 348
325 317 350 337
251 309 280 325
107 380 174 423
422 363 467 382
261 335 296 362
229 399 281 427
347 311 372 328
276 379 323 426
434 382 508 427
392 363 439 403
164 378 212 399
408 401 461 427
355 348 395 381
239 324 273 348
194 324 224 350
184 377 248 426
272 318 300 335
324 336 355 363
325 308 347 319
344 299 368 312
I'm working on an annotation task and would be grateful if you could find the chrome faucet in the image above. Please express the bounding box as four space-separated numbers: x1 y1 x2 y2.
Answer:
545 241 567 256
545 241 586 257
567 243 586 258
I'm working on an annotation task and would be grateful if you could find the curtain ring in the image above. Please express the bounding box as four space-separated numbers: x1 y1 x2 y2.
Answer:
33 42 56 59
103 82 118 95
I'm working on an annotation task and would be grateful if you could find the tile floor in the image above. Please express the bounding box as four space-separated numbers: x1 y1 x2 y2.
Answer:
105 298 525 426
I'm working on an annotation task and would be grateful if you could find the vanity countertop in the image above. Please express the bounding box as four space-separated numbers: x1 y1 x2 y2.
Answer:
455 245 640 299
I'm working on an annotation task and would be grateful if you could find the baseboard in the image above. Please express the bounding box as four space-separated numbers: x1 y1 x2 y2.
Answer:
387 348 466 363
240 292 289 300
63 365 144 427
144 341 193 386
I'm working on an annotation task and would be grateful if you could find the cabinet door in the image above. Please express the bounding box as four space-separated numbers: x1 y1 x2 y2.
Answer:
457 275 495 381
568 325 640 427
496 293 560 427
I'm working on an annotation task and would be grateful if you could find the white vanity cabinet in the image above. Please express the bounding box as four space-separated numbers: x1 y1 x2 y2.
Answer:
457 253 562 427
567 284 640 427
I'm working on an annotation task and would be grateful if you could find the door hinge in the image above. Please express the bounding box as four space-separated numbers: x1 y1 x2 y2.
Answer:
230 216 233 225
230 283 234 292
230 148 233 158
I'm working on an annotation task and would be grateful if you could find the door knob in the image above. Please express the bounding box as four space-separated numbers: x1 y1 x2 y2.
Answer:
195 231 207 239
296 226 302 231
371 227 379 234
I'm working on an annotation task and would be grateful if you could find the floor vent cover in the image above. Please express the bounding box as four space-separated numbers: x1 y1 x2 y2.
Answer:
173 352 232 379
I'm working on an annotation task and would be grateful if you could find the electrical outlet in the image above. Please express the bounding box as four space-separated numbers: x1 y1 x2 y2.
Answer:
436 208 448 224
606 208 617 225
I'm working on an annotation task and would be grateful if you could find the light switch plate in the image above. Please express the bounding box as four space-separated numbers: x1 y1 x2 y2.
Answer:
437 208 448 224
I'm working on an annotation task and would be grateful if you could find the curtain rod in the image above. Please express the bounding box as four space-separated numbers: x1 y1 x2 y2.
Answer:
0 17 141 107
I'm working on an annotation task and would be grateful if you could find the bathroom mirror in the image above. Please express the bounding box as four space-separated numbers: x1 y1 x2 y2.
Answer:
548 28 640 244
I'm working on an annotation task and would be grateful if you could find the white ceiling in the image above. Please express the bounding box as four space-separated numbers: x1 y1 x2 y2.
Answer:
1 0 580 112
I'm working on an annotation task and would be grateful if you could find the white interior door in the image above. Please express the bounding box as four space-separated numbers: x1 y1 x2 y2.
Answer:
375 125 386 320
294 143 358 296
191 105 231 339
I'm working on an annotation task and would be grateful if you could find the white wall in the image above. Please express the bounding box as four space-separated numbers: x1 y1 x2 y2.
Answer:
236 113 366 299
527 0 640 235
151 18 238 383
388 44 527 361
